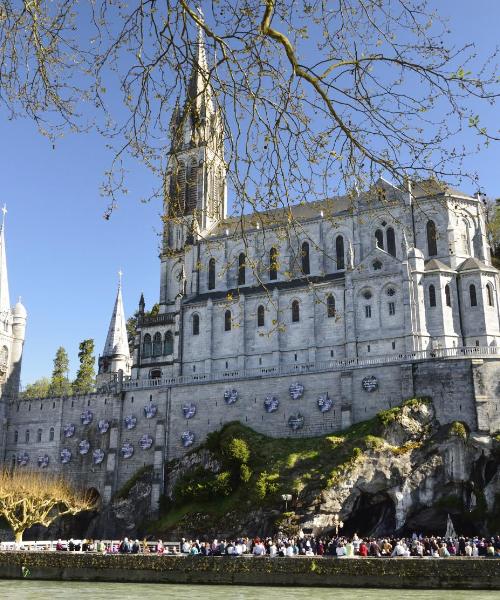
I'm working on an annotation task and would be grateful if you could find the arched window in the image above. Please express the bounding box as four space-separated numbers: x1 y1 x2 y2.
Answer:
301 241 310 275
25 430 30 444
37 429 42 443
375 229 384 250
445 284 451 307
143 334 152 358
327 295 336 318
192 313 200 335
257 305 265 327
427 220 438 257
186 159 198 213
336 236 345 270
150 369 162 379
153 332 162 356
292 300 300 323
14 430 18 444
269 247 278 280
429 285 436 307
386 227 396 257
49 427 55 442
208 258 216 290
224 310 232 331
0 345 8 365
487 283 494 307
238 252 246 285
469 284 477 307
164 331 174 355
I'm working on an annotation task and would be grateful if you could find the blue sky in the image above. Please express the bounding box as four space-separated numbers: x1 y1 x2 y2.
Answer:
1 0 499 386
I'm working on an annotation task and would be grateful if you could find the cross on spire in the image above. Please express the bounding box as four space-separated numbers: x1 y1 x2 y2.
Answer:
118 269 123 287
1 205 7 228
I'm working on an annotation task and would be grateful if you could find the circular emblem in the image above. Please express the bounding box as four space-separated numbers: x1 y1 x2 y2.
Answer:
264 396 279 413
289 382 304 400
224 389 238 405
181 431 195 448
139 434 154 450
17 452 29 467
288 414 305 431
124 415 137 430
81 410 93 426
38 455 49 468
79 440 90 455
93 449 105 465
63 424 75 438
317 394 333 413
362 376 378 392
182 403 196 419
98 419 110 434
121 442 134 459
60 448 72 464
144 404 158 419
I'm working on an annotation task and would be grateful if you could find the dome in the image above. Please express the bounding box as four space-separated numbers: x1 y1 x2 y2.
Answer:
13 301 27 319
408 247 424 260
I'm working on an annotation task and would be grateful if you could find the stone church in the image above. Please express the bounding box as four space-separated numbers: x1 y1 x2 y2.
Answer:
2 27 500 512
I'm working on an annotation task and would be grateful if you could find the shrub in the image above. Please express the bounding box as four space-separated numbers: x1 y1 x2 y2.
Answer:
225 437 250 464
255 471 280 500
450 421 468 439
240 464 252 483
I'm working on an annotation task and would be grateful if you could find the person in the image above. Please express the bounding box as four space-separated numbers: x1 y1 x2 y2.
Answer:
119 538 131 554
253 538 266 556
336 542 346 558
391 540 406 557
438 543 450 558
157 540 164 554
132 539 141 554
359 541 368 557
56 539 65 551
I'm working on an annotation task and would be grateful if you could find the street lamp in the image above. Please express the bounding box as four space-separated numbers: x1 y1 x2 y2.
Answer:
333 513 344 536
281 494 292 511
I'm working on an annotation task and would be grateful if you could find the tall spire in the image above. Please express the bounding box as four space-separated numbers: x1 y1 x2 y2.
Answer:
0 205 11 314
102 273 130 360
185 16 214 120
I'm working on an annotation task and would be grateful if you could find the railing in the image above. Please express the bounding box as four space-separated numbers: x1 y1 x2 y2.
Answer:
0 540 180 553
121 345 499 391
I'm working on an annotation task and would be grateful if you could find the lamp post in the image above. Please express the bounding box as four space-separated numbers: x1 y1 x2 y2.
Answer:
281 494 292 512
333 513 344 536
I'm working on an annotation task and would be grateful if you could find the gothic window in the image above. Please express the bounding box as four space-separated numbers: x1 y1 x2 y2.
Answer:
143 334 152 358
445 284 451 307
365 305 372 318
269 247 278 280
192 313 200 335
186 160 198 214
25 430 30 444
238 253 246 286
153 332 162 357
388 302 395 316
171 161 186 215
208 258 216 290
224 310 232 331
301 241 310 275
386 227 396 257
336 235 345 270
14 430 18 444
375 229 384 249
164 331 174 355
0 345 8 365
49 427 55 442
37 429 42 443
257 305 265 327
469 284 477 307
487 283 494 307
327 295 336 318
427 220 438 257
429 285 436 307
292 300 300 322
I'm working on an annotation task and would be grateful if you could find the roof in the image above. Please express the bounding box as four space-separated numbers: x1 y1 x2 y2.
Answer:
425 259 456 273
102 283 131 359
457 257 498 273
411 179 475 201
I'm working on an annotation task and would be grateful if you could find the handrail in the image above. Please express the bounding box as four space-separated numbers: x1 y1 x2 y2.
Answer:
0 540 180 553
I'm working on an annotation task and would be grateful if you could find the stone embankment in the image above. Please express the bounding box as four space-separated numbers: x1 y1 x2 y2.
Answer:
0 553 498 589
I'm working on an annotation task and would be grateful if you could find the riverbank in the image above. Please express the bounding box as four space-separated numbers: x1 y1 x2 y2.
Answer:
0 553 499 589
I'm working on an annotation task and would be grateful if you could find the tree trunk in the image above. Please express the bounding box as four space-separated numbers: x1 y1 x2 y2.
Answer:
15 531 23 544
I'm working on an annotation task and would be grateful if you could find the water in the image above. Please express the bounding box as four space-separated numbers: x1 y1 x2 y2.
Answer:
0 582 497 600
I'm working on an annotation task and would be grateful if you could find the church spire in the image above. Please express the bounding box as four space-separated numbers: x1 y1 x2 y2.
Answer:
0 205 11 314
185 12 214 121
102 273 130 361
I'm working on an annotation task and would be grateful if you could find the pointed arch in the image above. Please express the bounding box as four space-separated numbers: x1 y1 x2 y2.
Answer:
49 427 55 442
469 284 477 307
238 252 246 285
301 241 310 275
429 285 436 307
445 284 451 307
292 300 300 322
375 229 384 250
192 313 200 335
427 220 438 257
37 428 42 443
336 235 345 270
185 159 198 214
487 283 495 307
143 334 152 358
224 310 232 331
386 227 396 257
153 332 162 356
208 258 216 290
269 247 278 280
164 331 174 355
327 295 336 318
257 305 265 327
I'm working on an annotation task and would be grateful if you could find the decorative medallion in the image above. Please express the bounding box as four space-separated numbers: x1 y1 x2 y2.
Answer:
289 382 304 400
121 442 134 459
224 389 238 405
60 448 72 464
144 403 158 419
372 261 382 271
362 376 378 392
38 455 49 468
264 395 279 413
317 393 333 413
124 415 137 430
81 410 93 426
387 288 396 297
92 449 105 465
63 424 75 438
363 290 373 299
181 431 195 448
98 419 110 434
182 403 196 419
17 452 29 467
288 414 305 431
139 434 154 450
79 440 90 455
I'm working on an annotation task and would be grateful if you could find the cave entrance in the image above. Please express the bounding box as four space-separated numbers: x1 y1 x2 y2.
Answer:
341 492 396 537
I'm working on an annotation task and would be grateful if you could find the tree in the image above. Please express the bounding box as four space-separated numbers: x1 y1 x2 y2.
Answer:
48 347 71 397
22 377 50 400
0 469 95 543
73 339 96 395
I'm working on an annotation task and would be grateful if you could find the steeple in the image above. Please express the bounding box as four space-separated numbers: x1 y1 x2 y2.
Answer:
0 205 10 314
185 21 214 121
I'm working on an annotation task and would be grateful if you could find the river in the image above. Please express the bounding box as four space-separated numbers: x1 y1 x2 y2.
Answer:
0 582 498 599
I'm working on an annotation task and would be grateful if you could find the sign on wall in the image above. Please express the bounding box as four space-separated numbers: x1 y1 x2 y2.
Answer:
289 382 304 400
362 376 378 392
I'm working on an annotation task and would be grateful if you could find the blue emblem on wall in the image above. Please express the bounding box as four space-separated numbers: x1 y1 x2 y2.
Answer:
288 414 305 431
317 394 333 413
289 382 304 400
63 424 75 438
93 449 105 465
98 419 110 434
38 455 49 468
124 415 137 430
362 376 378 392
139 434 154 450
60 448 72 464
182 403 196 419
17 452 29 466
144 404 158 419
224 389 238 405
121 442 134 459
264 396 279 413
79 440 90 455
181 431 195 448
81 410 93 425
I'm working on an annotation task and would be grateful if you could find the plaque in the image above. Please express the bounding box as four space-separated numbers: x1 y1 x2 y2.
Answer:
79 440 90 455
317 394 333 413
124 415 137 430
289 382 304 400
38 455 49 468
81 410 93 425
181 431 195 448
98 419 110 434
182 403 196 419
139 434 153 450
17 452 29 467
224 389 238 405
264 396 279 413
63 424 75 438
144 404 158 419
288 414 305 431
121 442 134 459
362 376 378 392
60 448 72 464
92 449 105 465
